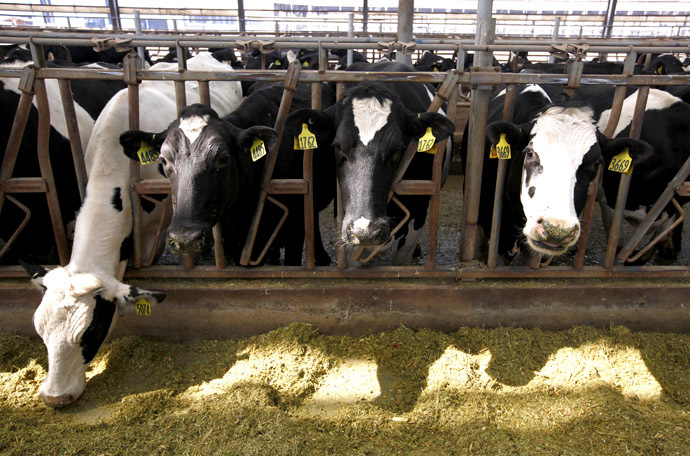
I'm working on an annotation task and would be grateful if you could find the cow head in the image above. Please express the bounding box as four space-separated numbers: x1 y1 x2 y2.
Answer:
286 83 454 247
21 262 165 408
120 104 278 255
487 105 652 256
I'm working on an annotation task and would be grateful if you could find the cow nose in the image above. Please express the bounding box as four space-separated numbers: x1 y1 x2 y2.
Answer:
345 217 390 246
535 218 580 245
168 225 204 254
41 393 77 408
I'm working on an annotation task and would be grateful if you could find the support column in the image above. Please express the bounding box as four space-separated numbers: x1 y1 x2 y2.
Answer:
396 0 413 66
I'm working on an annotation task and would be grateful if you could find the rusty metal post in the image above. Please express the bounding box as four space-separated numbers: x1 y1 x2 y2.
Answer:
30 41 70 264
604 86 649 268
175 42 187 116
396 0 413 66
57 79 87 201
460 5 495 262
602 50 637 138
487 84 517 268
124 53 144 268
240 61 301 266
0 66 35 219
199 80 211 108
573 164 602 269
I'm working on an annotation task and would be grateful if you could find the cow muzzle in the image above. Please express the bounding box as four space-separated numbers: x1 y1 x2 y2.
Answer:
344 217 390 247
168 224 208 254
526 217 580 254
41 392 80 408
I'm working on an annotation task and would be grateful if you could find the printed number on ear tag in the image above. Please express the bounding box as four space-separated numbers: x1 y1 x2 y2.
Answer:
251 138 267 162
137 141 159 165
417 127 437 154
608 148 633 174
294 123 318 150
496 133 511 159
135 298 151 316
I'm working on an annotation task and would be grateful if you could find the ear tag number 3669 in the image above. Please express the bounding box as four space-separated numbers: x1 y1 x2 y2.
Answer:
417 127 437 154
490 133 511 159
294 123 318 150
608 148 632 174
135 298 151 316
137 141 160 165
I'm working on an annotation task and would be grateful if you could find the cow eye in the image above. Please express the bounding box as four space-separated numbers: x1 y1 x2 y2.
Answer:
217 154 230 168
525 148 535 159
159 156 167 166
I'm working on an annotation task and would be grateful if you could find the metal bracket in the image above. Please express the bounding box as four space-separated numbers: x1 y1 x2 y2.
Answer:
123 53 139 85
550 43 589 61
18 65 36 95
91 37 133 53
236 39 276 54
377 40 416 56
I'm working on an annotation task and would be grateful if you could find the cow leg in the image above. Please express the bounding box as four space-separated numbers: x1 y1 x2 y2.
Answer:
392 218 422 266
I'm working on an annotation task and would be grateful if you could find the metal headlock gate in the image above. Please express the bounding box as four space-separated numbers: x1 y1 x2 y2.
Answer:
0 29 689 339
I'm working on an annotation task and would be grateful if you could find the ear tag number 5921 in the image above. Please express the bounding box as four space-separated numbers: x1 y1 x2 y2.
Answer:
135 298 151 316
417 127 437 154
294 123 318 150
608 148 633 174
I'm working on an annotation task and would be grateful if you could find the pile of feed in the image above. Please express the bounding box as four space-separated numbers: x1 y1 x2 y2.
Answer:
1 324 689 455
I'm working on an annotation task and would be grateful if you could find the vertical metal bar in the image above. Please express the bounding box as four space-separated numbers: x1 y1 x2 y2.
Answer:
362 0 368 33
125 53 143 268
175 42 187 116
602 51 637 138
108 0 122 31
31 42 70 264
487 84 517 268
573 164 602 269
57 79 87 201
134 10 145 68
604 86 649 268
237 0 246 33
336 178 345 269
199 80 211 108
0 66 35 218
460 1 495 262
396 0 413 66
548 17 561 63
240 61 301 266
347 14 354 67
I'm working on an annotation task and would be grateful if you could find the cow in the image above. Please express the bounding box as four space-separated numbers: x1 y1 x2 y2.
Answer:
462 83 652 263
120 80 336 266
0 60 125 265
593 87 690 263
414 50 455 73
21 52 242 407
283 60 455 265
330 48 368 70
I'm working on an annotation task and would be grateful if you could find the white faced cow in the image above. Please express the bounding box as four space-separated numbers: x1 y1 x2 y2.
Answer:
284 61 455 265
21 52 242 407
469 84 652 262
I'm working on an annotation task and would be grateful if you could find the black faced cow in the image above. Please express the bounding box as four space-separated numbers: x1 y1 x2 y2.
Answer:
284 61 455 265
464 84 652 263
120 82 336 266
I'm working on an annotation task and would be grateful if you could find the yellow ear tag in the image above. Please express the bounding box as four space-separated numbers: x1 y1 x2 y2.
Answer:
496 133 511 159
295 123 318 150
273 60 281 67
302 60 309 68
490 144 498 158
250 138 267 162
608 148 633 174
135 298 151 316
433 67 439 72
137 141 159 165
417 127 437 153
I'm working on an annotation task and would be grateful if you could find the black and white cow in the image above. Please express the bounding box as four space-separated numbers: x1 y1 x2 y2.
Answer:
593 87 690 262
120 81 336 266
22 53 242 407
414 50 455 73
464 84 652 262
284 61 455 265
0 61 124 264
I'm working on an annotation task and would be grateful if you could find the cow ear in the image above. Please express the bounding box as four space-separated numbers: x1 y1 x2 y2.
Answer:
600 136 654 166
486 121 530 152
408 112 456 142
19 260 48 290
116 285 166 310
119 130 166 162
285 107 335 139
237 126 279 157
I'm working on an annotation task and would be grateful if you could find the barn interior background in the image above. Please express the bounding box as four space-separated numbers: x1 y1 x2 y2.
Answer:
0 0 689 337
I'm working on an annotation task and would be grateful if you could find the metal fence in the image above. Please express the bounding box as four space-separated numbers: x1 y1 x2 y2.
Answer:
1 31 690 281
